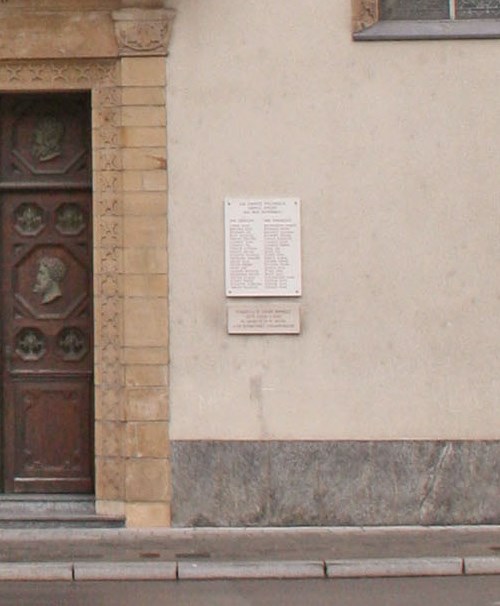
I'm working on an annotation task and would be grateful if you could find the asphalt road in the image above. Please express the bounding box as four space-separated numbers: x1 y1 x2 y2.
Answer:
0 577 498 606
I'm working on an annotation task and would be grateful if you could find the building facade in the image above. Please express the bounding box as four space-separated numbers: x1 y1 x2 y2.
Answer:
0 0 498 527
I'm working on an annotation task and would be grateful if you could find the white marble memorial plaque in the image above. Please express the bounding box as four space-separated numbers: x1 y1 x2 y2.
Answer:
225 198 301 297
227 302 300 334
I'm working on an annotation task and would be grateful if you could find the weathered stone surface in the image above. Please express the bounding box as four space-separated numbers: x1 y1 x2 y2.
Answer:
171 440 500 527
0 12 118 60
171 442 270 526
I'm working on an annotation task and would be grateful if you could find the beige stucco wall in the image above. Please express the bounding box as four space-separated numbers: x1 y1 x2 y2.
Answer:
166 0 500 440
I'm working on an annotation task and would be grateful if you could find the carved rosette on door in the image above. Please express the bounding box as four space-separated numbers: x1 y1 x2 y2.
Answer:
0 93 93 493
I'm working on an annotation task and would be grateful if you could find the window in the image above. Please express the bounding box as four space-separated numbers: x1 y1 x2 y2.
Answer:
353 0 500 40
381 0 500 20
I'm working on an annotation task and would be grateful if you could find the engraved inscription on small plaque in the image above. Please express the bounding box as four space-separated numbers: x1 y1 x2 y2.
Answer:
380 0 449 19
227 302 300 334
457 0 500 18
225 198 301 297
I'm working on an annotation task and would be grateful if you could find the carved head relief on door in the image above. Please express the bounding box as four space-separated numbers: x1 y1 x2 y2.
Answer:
33 256 66 304
15 246 87 320
32 116 65 163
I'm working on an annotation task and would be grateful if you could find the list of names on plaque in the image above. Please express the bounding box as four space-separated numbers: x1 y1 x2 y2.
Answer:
225 198 301 297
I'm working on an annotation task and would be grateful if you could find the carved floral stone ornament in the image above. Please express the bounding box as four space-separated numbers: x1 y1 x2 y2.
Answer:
113 8 175 56
352 0 378 33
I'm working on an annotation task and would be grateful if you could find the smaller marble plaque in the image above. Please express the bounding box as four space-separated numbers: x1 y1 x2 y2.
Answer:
227 302 300 334
457 0 500 18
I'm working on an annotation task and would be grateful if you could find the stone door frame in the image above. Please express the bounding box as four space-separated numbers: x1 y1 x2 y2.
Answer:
0 5 174 526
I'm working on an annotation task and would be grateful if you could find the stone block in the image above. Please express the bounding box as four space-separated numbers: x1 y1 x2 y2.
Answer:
125 365 167 387
95 421 123 457
74 562 176 580
124 248 167 274
171 441 270 527
126 387 169 422
125 502 171 527
122 126 167 148
94 386 125 422
123 169 167 192
122 106 166 127
267 442 325 526
126 458 170 501
95 457 125 501
121 57 166 87
122 87 166 107
178 561 325 580
126 421 169 458
124 298 168 347
123 191 167 215
326 557 463 578
464 556 500 575
122 148 166 171
95 499 126 517
124 275 168 298
143 170 168 191
123 348 169 366
0 563 72 581
123 215 167 248
0 12 118 61
93 216 123 251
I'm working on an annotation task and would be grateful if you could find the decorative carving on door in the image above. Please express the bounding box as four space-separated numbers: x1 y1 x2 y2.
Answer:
32 115 65 162
1 93 93 493
15 328 46 361
33 256 66 304
56 203 85 235
57 327 87 361
14 203 45 236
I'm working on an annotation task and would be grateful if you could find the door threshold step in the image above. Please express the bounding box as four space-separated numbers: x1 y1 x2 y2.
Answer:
0 496 124 527
0 514 124 529
0 495 95 515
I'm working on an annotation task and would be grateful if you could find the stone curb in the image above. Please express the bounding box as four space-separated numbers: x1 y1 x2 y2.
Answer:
0 556 498 581
178 560 325 580
0 563 72 581
463 557 500 575
74 562 177 581
326 557 463 578
0 524 498 542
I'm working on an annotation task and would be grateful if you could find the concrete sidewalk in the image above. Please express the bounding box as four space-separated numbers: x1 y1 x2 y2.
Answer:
0 526 498 581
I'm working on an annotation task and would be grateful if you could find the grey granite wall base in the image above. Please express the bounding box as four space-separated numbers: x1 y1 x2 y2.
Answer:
171 441 500 527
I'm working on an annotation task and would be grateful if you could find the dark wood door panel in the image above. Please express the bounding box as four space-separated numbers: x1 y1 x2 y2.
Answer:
3 191 92 376
0 93 93 494
5 379 92 493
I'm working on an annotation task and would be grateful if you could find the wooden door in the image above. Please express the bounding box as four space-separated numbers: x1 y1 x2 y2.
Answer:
0 93 93 493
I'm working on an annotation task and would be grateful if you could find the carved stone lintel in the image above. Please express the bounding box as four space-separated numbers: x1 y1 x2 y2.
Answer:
352 0 378 33
0 60 116 89
113 8 175 56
